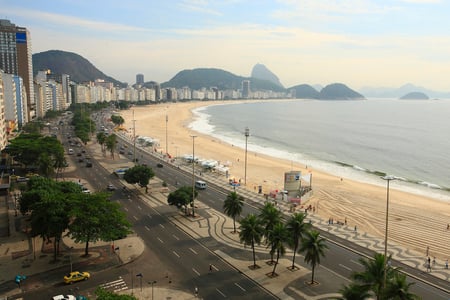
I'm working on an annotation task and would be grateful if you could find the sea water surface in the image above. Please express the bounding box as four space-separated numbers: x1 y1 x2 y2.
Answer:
189 99 450 202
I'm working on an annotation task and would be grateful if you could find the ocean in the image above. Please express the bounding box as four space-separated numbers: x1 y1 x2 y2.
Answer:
189 99 450 202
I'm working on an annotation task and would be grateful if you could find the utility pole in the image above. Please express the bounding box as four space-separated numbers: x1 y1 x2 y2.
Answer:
191 135 197 217
132 110 136 165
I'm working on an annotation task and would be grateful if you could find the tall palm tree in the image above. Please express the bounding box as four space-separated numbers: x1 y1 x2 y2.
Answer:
239 214 264 269
384 272 419 300
268 222 288 276
299 230 328 284
339 283 371 300
259 202 282 263
223 191 244 233
351 253 394 300
286 212 311 270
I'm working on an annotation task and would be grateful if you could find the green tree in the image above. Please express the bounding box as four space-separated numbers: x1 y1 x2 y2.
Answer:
239 214 264 269
350 253 402 300
258 202 282 263
123 165 155 193
105 134 117 159
299 230 328 284
167 186 197 215
223 191 244 233
267 222 288 276
97 131 107 156
339 283 372 300
286 212 311 270
384 272 419 300
68 192 132 256
111 115 125 126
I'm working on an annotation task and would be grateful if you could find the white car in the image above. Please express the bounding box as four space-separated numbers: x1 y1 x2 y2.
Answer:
81 187 91 194
52 295 76 300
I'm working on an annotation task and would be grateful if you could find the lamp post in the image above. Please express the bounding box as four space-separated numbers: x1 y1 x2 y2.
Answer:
381 175 396 288
136 273 143 292
132 110 137 165
69 246 74 273
149 280 157 299
244 127 250 186
191 135 197 217
165 114 168 157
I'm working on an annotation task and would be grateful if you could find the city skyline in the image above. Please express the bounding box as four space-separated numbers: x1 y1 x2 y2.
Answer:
2 0 450 91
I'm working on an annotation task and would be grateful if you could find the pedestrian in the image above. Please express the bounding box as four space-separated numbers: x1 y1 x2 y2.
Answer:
354 225 357 232
426 261 431 272
432 257 436 266
344 217 347 225
426 246 430 257
447 224 449 230
194 286 199 297
209 264 213 273
445 259 448 269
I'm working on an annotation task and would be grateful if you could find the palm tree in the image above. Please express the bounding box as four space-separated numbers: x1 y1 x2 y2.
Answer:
268 222 288 276
351 253 394 300
223 191 244 233
239 214 264 269
286 212 311 270
299 230 328 284
384 272 419 300
339 283 371 300
259 202 282 263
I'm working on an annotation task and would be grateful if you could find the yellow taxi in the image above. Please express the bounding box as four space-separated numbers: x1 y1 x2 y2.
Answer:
63 271 90 284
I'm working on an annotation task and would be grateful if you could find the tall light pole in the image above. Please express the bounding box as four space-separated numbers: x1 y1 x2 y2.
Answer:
244 127 250 186
165 114 168 157
381 175 396 288
191 135 197 217
132 110 136 165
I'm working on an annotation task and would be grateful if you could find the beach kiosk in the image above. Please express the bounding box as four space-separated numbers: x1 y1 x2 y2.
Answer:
284 171 302 204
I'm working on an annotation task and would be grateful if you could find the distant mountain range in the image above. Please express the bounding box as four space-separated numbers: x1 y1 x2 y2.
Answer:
32 50 126 87
32 50 448 100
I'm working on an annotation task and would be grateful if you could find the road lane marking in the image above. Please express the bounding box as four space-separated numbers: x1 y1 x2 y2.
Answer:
234 282 246 291
216 288 226 297
124 207 128 211
172 251 180 258
137 205 142 210
189 248 197 254
133 215 138 220
145 226 150 231
157 237 164 243
192 268 200 276
147 214 152 219
350 259 363 266
172 234 179 240
159 224 165 229
339 264 352 271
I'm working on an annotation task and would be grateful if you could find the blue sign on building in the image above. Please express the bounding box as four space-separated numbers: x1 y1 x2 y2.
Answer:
16 32 27 43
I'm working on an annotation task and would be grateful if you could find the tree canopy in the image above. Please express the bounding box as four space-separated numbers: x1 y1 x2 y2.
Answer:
123 165 155 193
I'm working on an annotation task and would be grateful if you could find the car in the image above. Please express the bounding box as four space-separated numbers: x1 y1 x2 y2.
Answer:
119 150 125 154
82 187 91 194
63 271 90 284
52 295 76 300
78 157 84 163
156 163 163 168
127 150 133 155
85 161 92 168
76 152 82 157
107 184 116 191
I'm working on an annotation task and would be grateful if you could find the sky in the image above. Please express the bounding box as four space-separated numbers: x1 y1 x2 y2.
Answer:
2 0 450 91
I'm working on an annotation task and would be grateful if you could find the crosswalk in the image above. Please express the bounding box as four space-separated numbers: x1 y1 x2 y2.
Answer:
99 276 128 293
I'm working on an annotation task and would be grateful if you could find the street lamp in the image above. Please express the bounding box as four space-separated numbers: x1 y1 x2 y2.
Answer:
191 135 197 217
132 110 137 165
381 174 396 288
136 273 143 292
244 127 250 186
149 280 157 299
69 246 74 273
165 114 168 157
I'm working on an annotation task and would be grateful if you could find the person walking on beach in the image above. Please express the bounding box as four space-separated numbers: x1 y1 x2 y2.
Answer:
445 259 448 269
427 257 432 272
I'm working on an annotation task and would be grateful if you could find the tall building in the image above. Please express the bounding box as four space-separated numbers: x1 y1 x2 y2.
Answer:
136 74 144 85
0 19 35 122
242 80 251 98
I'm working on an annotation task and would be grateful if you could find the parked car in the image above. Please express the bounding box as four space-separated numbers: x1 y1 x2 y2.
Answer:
85 161 92 168
52 295 76 300
107 184 117 191
63 271 90 284
156 163 163 168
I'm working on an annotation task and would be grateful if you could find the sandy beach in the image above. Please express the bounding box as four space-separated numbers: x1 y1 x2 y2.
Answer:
119 101 450 261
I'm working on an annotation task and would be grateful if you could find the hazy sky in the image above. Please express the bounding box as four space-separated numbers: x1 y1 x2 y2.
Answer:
2 0 450 91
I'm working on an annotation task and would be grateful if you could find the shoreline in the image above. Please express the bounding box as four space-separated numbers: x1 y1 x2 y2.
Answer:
119 101 450 259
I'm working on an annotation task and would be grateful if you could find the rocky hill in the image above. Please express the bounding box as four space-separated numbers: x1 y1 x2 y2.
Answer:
160 68 285 92
251 63 284 88
319 83 365 100
32 50 126 87
399 92 429 100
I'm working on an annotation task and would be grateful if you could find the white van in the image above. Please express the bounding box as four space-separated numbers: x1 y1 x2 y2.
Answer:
195 180 207 190
68 148 74 155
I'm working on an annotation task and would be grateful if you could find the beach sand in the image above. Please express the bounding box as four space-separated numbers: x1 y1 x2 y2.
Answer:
119 101 450 261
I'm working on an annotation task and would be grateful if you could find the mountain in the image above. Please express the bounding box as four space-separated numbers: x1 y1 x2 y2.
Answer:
359 83 450 99
160 68 285 92
319 83 365 100
32 50 125 87
399 92 429 100
289 84 320 99
251 63 284 88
